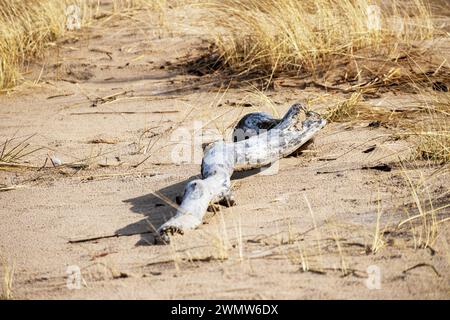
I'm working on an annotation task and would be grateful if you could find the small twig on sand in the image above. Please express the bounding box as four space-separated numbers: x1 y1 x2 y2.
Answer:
316 163 392 174
75 172 158 181
89 48 113 60
46 93 74 99
68 231 154 244
70 111 179 115
402 263 441 277
0 185 26 192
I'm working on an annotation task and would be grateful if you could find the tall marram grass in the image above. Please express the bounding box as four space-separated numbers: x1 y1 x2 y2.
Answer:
0 0 157 90
209 0 435 76
0 0 68 89
413 92 450 163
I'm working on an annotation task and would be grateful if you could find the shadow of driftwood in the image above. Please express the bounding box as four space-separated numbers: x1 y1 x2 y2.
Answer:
117 175 199 246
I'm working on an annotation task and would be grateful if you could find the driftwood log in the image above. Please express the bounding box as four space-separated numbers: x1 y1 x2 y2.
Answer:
157 103 326 242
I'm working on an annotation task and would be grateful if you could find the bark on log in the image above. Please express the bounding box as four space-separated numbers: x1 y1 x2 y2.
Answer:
157 103 326 242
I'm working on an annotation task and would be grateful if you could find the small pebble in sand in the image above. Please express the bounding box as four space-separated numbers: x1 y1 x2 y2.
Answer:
50 156 62 167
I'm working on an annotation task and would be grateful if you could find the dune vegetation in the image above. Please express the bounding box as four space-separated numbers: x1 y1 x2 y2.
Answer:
0 0 157 90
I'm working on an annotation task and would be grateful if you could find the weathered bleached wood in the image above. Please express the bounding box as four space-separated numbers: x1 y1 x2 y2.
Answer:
157 104 326 242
